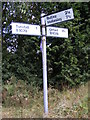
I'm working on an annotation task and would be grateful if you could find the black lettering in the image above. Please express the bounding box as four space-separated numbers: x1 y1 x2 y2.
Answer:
19 29 27 32
16 25 29 29
53 15 57 18
47 15 57 20
62 30 65 32
56 29 58 32
50 31 59 35
19 29 22 32
66 15 71 19
49 28 58 32
65 10 70 15
16 29 18 32
50 32 52 34
47 16 52 20
47 17 49 20
47 18 62 24
16 25 18 28
57 32 59 35
52 32 58 35
26 26 29 29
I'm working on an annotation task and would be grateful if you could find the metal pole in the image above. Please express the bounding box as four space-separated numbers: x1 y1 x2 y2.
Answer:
41 13 48 114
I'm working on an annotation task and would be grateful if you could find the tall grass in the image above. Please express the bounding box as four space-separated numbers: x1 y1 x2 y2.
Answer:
2 78 88 118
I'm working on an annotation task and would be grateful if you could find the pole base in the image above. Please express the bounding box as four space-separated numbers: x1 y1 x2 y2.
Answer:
43 113 48 118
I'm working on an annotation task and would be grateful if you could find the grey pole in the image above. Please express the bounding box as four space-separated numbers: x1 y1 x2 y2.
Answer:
41 13 48 114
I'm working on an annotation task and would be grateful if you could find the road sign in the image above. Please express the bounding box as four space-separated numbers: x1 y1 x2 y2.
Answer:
46 26 68 38
45 8 74 26
11 7 74 115
11 22 41 36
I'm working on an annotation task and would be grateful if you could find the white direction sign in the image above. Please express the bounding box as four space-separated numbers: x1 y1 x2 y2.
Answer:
46 26 68 38
45 8 74 26
11 22 41 36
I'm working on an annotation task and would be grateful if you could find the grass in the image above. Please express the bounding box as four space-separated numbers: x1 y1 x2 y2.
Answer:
2 81 89 118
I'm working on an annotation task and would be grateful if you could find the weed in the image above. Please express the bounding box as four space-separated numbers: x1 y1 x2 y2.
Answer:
2 81 88 118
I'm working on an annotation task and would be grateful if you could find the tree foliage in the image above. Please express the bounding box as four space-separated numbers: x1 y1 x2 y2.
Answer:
2 2 90 89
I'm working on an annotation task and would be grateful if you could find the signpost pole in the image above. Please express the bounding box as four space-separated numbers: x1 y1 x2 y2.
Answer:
41 13 48 115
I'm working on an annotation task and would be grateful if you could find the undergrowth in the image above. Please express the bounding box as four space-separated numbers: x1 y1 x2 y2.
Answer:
2 77 88 118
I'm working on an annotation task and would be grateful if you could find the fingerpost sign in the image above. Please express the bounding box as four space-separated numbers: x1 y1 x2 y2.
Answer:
47 26 68 38
11 8 74 115
45 8 74 26
12 22 41 36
